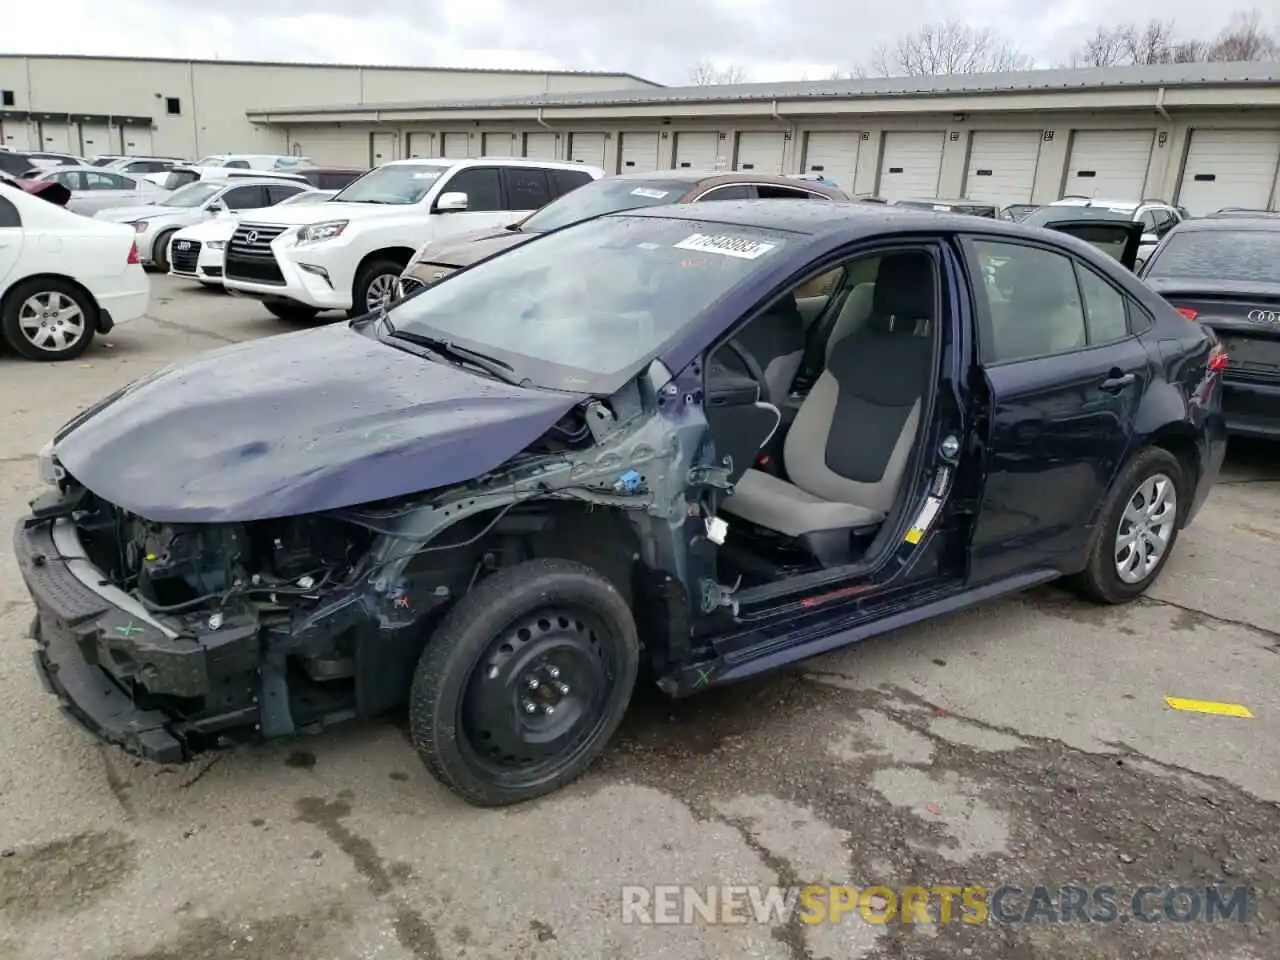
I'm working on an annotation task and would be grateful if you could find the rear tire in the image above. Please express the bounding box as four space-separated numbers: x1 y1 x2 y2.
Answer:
1070 446 1183 604
264 302 320 322
151 229 178 273
349 258 405 318
409 558 639 807
1 278 97 362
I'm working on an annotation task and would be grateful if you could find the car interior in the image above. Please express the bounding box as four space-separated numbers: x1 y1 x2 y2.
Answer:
703 250 940 583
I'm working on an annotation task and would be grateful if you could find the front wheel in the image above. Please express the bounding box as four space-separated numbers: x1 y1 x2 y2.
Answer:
1070 446 1184 604
409 558 639 807
1 279 97 361
151 229 178 273
264 302 320 322
349 258 405 318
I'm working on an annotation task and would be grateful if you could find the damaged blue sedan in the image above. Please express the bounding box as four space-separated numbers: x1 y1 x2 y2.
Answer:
14 201 1227 806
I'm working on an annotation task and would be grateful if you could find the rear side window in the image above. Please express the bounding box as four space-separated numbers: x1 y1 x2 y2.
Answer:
697 184 755 201
549 168 594 198
1145 230 1280 284
1074 264 1129 345
504 168 552 209
266 184 303 205
970 239 1088 363
224 160 251 169
164 170 199 189
0 194 20 228
221 185 267 210
316 171 362 190
756 185 819 200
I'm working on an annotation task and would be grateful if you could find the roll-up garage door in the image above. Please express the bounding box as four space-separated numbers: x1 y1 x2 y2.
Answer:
1062 130 1155 201
120 125 153 155
523 132 559 160
618 132 662 173
963 131 1041 205
674 131 719 171
801 131 860 191
569 132 606 167
405 132 434 158
38 120 72 153
1177 129 1280 216
877 132 944 200
77 122 113 157
481 132 515 157
441 133 471 158
0 117 32 151
734 131 786 174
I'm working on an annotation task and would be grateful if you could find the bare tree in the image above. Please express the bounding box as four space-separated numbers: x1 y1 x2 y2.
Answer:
866 20 1035 76
1070 25 1131 67
1208 9 1279 61
688 61 749 85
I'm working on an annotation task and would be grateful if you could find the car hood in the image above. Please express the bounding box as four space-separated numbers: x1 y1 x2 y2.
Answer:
52 323 581 523
173 214 240 241
234 200 415 227
412 225 533 268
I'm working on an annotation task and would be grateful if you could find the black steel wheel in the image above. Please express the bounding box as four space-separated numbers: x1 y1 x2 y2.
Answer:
409 558 639 807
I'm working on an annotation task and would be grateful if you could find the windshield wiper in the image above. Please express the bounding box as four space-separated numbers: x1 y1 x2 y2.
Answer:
387 329 522 384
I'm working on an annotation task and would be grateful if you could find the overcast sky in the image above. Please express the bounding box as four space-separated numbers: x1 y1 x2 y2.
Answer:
2 1 1274 85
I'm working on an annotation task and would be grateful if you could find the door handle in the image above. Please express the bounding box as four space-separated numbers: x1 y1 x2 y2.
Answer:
1100 372 1136 393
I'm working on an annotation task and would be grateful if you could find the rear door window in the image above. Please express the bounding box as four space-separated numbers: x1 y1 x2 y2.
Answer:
266 184 304 205
221 185 268 210
504 168 553 209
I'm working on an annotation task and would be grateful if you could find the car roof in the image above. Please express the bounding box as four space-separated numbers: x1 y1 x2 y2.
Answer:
385 156 601 172
606 169 847 194
206 176 310 187
1169 215 1280 232
897 197 993 206
619 197 1046 238
38 164 128 174
1052 198 1139 210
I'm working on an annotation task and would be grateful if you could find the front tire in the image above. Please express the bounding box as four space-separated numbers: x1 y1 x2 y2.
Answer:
1 278 96 362
409 558 639 807
151 229 178 273
349 258 404 318
264 302 320 322
1071 446 1184 604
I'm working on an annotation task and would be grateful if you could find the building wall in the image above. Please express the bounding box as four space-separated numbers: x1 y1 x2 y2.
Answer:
276 108 1280 210
0 56 656 158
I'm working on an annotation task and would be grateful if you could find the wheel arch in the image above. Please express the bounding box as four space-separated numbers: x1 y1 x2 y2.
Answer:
1144 424 1200 524
150 225 180 261
0 273 102 329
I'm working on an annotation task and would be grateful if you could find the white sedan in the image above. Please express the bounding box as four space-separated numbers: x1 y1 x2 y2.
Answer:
0 180 150 361
167 189 337 287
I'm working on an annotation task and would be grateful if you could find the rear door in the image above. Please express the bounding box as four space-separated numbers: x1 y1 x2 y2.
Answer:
0 191 24 287
964 235 1155 581
1046 220 1143 272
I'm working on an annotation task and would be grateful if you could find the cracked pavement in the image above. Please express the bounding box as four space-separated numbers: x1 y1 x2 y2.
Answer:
0 277 1277 959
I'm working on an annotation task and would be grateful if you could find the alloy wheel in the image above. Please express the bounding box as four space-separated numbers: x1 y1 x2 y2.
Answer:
365 273 398 312
18 292 86 353
1114 472 1177 584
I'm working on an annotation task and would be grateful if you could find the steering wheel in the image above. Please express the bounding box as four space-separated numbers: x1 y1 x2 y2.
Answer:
723 339 772 405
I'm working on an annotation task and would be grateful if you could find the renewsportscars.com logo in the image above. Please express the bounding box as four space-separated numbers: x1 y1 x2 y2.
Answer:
620 884 1252 926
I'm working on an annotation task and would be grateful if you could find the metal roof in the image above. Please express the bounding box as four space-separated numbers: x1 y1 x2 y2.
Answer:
249 60 1280 116
0 52 661 85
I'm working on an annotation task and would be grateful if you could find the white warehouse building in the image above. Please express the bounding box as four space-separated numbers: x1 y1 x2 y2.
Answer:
0 54 659 160
245 61 1280 216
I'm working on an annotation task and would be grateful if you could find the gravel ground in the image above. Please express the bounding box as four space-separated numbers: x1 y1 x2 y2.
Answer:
0 276 1277 960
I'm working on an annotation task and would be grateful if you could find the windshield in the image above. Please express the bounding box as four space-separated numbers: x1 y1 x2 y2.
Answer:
332 163 448 205
1023 205 1132 227
521 179 692 233
280 190 336 206
1145 230 1280 284
387 214 791 390
162 182 224 208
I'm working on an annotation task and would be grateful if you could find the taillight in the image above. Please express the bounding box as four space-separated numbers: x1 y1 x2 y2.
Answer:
127 241 140 265
1207 344 1229 372
1175 307 1198 321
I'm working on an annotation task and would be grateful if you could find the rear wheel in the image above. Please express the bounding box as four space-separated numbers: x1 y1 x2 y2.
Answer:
151 229 178 273
409 558 639 807
349 258 405 318
1 279 96 362
1071 446 1183 604
264 302 320 322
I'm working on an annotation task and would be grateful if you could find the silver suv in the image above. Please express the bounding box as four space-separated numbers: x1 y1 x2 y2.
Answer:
1023 198 1187 269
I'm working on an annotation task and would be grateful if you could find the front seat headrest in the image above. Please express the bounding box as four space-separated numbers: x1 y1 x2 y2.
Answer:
869 253 935 331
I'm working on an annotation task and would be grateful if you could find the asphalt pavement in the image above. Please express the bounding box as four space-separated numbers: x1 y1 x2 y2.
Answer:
0 276 1277 960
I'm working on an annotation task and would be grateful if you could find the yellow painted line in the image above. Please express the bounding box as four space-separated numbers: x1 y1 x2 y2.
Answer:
1165 697 1254 718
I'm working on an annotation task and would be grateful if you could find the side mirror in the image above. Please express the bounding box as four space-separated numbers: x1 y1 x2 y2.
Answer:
435 191 469 212
205 202 225 214
1141 232 1158 244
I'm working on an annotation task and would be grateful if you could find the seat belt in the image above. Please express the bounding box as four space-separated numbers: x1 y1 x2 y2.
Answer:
789 284 852 397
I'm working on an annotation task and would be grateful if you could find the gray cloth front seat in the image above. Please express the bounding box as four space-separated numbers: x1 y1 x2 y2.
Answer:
720 254 935 539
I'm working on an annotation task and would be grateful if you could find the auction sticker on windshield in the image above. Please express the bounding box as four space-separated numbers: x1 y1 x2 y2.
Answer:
631 188 670 199
673 233 778 260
